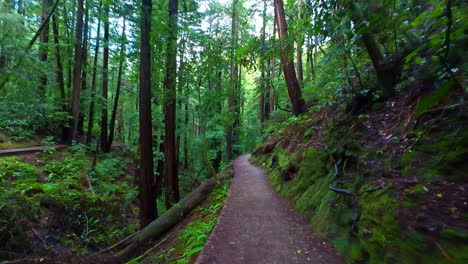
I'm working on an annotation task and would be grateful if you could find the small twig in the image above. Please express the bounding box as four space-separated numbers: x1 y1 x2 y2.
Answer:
426 103 462 113
166 254 186 262
0 257 32 264
32 228 47 248
434 240 452 260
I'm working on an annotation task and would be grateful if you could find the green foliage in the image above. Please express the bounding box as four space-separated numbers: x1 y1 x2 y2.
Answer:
414 80 455 116
0 151 137 255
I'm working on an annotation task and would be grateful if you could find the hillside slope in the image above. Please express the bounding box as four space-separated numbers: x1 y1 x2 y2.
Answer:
251 87 467 263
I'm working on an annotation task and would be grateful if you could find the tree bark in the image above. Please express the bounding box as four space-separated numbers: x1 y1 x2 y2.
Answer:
163 0 180 207
139 0 157 229
259 0 267 123
78 5 89 137
52 13 67 142
68 0 85 143
226 0 239 161
114 178 217 259
100 3 110 151
38 0 52 96
86 1 102 145
274 0 306 116
296 0 304 87
107 18 126 152
270 16 277 114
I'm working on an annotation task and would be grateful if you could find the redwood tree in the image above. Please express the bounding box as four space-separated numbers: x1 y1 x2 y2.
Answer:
274 0 306 116
68 0 85 143
107 18 126 152
164 0 180 206
139 0 157 228
100 2 110 151
86 1 102 144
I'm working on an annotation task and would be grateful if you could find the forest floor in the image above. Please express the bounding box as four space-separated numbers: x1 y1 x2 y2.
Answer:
195 154 343 264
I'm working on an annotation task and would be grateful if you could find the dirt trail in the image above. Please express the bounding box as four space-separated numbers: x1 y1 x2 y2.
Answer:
195 154 343 264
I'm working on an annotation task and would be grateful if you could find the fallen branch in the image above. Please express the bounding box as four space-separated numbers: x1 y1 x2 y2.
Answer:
114 178 217 259
433 240 452 260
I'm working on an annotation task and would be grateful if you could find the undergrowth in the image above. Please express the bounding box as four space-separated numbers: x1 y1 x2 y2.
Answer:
0 148 138 259
143 182 230 264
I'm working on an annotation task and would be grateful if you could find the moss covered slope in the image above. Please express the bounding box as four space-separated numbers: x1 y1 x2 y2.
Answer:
251 93 468 263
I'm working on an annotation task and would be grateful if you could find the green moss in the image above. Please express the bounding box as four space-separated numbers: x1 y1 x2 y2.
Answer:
401 184 426 209
358 186 399 264
401 130 468 181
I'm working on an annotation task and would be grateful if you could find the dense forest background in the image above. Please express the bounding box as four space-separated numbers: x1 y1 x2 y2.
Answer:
0 0 466 263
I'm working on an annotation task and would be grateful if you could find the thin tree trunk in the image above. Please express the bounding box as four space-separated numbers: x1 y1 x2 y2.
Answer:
86 1 102 145
107 18 126 152
274 0 306 116
52 13 67 142
78 4 89 137
226 0 239 161
163 0 180 207
259 0 267 123
296 0 304 87
100 3 110 151
68 0 85 143
139 0 157 228
38 0 52 96
270 17 276 114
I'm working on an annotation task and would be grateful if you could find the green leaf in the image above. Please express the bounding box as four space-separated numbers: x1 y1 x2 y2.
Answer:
414 80 455 116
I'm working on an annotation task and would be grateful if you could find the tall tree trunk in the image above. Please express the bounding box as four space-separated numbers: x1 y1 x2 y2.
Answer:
296 0 304 87
86 1 102 144
177 37 185 169
62 4 73 102
274 0 306 116
163 0 180 207
52 14 67 142
270 16 277 114
226 0 239 161
78 4 89 137
233 65 241 148
38 0 52 96
259 0 267 123
68 0 85 143
100 3 110 151
107 18 126 152
306 36 315 78
139 0 157 228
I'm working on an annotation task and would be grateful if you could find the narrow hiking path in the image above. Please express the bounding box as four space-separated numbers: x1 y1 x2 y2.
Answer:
195 154 343 264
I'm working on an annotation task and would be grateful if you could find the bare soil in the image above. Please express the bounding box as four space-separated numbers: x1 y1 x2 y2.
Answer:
195 155 343 264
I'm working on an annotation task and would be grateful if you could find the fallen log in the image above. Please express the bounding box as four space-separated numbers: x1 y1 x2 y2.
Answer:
114 177 217 259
